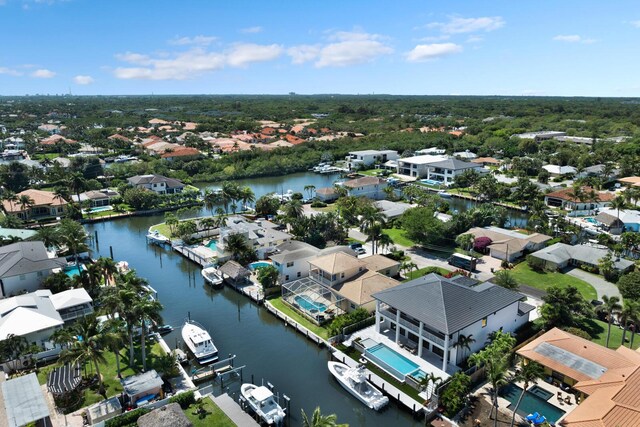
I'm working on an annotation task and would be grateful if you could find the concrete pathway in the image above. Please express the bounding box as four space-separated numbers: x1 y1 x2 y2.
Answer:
566 268 621 300
211 393 260 426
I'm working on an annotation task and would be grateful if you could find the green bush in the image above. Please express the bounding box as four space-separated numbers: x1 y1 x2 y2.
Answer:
327 308 371 337
440 372 471 418
563 327 592 340
105 408 151 427
310 201 327 208
169 390 196 409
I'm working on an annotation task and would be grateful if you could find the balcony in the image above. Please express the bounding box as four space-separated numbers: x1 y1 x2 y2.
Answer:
60 307 94 322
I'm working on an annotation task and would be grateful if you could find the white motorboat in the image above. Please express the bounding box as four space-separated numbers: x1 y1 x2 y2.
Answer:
146 230 170 245
181 320 218 364
201 266 223 287
328 361 389 411
240 384 286 425
437 190 452 198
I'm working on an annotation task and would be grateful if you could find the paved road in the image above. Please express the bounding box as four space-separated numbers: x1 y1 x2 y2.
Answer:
566 267 621 300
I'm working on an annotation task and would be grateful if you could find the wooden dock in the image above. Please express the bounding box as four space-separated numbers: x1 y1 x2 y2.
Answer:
332 348 428 416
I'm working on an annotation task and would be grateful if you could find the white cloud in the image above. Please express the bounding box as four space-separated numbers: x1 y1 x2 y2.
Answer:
630 20 640 28
73 75 94 85
240 26 263 34
553 34 596 44
428 16 504 34
466 35 483 43
169 35 217 46
0 67 22 76
114 43 283 80
406 43 463 62
287 31 392 67
31 68 55 78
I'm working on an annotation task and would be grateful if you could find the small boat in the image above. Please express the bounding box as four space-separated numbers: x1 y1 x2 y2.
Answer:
240 384 286 425
146 230 170 246
181 320 218 364
437 190 452 198
172 348 188 365
156 324 173 335
201 266 223 287
328 361 389 411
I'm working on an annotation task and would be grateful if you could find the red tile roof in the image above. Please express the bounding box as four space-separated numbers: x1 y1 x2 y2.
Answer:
545 186 616 203
160 147 200 158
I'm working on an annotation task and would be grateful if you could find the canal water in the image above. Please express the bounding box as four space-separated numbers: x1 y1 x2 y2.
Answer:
85 172 528 426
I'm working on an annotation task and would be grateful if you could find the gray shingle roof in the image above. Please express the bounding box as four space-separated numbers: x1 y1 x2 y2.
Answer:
128 174 184 189
373 273 525 334
426 158 480 171
0 241 66 278
531 243 634 271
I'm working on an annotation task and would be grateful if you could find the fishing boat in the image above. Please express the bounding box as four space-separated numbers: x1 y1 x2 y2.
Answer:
181 320 218 364
156 324 173 335
146 230 170 246
201 266 223 287
437 190 452 198
327 361 389 411
240 384 286 425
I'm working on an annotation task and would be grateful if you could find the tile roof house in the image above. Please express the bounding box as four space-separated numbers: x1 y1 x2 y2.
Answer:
2 189 67 220
160 147 201 161
315 187 338 202
0 241 67 297
127 174 185 195
373 273 532 371
464 226 552 262
544 186 615 216
339 176 388 200
269 240 355 283
529 242 634 272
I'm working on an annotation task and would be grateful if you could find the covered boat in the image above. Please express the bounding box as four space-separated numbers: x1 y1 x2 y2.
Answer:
181 320 218 364
201 266 223 287
240 384 286 425
328 361 389 410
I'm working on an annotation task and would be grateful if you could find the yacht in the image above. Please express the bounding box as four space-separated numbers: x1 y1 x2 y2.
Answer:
181 320 218 364
240 384 286 425
327 361 389 411
146 230 170 246
201 266 224 287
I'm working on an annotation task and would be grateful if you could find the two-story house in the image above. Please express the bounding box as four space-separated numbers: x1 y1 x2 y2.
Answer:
396 155 484 184
345 150 399 170
127 174 185 195
217 216 291 260
270 241 355 283
2 189 67 220
373 273 533 372
339 176 388 200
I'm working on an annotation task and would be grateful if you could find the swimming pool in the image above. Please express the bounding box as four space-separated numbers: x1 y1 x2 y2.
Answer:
64 265 84 278
421 179 442 186
366 343 426 381
500 383 565 423
294 295 327 313
83 205 112 214
585 217 599 224
529 385 553 400
206 240 218 250
249 261 272 270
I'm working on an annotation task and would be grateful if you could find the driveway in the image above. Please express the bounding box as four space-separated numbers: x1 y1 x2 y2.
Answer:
566 268 621 300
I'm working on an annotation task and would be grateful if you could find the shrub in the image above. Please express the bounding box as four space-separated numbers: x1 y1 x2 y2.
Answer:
618 271 640 301
563 327 592 340
440 372 471 418
473 236 492 252
327 308 371 337
105 408 151 427
310 201 327 208
169 390 196 409
384 247 405 261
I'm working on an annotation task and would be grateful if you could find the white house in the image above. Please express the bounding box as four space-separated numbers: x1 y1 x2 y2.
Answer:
127 174 185 195
396 155 485 184
373 274 533 372
345 150 399 170
544 186 615 216
270 241 355 283
0 242 67 298
339 176 388 200
542 164 577 177
217 216 291 260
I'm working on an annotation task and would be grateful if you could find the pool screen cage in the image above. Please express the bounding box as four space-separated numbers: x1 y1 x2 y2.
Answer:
282 277 345 324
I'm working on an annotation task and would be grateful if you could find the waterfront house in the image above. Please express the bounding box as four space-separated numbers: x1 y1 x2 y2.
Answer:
544 186 615 216
373 273 533 371
528 242 634 272
218 260 250 286
339 176 388 200
464 226 552 262
345 150 399 170
396 155 484 184
0 241 67 297
71 189 118 208
1 373 52 427
160 146 201 161
270 240 355 283
374 200 413 220
471 157 502 167
315 187 338 202
217 216 292 260
542 164 577 177
127 174 185 195
49 288 94 322
516 328 640 427
452 150 477 160
597 207 640 232
2 189 67 220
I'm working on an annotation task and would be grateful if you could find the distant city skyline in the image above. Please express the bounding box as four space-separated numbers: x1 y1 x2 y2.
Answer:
2 0 640 96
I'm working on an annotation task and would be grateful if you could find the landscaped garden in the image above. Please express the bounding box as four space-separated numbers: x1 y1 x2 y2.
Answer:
184 397 236 427
269 297 329 338
510 262 597 301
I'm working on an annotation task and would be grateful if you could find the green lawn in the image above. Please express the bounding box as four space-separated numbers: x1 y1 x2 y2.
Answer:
149 222 172 238
184 398 236 427
404 266 452 281
32 153 61 160
36 341 166 409
510 263 598 301
584 318 640 350
312 204 338 213
269 297 329 339
358 169 386 176
383 228 416 247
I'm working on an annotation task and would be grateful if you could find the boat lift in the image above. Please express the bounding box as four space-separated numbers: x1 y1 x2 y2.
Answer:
238 378 291 425
191 354 245 384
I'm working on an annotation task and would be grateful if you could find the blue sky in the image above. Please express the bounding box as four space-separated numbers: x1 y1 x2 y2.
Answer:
1 0 639 96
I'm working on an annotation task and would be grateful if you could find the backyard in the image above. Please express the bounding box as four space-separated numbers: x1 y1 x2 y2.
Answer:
269 297 329 339
584 318 640 350
510 263 598 301
383 227 416 247
184 397 236 427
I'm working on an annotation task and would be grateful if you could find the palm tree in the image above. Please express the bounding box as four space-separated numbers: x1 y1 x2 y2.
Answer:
400 260 417 279
57 219 89 268
220 181 239 213
304 185 316 200
102 318 127 378
510 361 544 427
95 257 119 286
377 232 393 254
282 199 304 222
238 186 255 210
203 189 221 216
301 407 339 427
0 334 29 373
58 314 108 397
53 187 70 206
454 334 476 364
360 205 385 254
455 233 474 252
419 372 442 398
597 295 622 348
35 225 60 249
67 172 87 208
493 270 519 290
619 300 640 347
610 195 626 223
17 194 34 217
134 297 163 372
2 190 18 214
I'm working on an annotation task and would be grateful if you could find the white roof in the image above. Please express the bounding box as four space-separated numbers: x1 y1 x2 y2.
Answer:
50 288 92 311
2 373 50 427
0 306 63 340
397 154 449 165
599 208 640 224
251 386 274 402
542 164 577 175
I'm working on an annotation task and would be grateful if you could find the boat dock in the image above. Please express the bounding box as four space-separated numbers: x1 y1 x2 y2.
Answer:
264 300 327 347
210 394 260 427
331 348 428 417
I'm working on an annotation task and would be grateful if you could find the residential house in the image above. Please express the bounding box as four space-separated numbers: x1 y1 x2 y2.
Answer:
516 328 640 427
50 288 94 322
315 187 338 202
217 216 291 260
0 241 67 297
542 164 577 177
373 273 533 372
127 174 185 195
544 186 615 216
512 131 566 141
594 212 625 235
345 150 399 170
339 176 388 200
529 242 634 272
575 164 619 180
2 189 67 220
618 176 640 188
396 155 485 185
71 189 118 208
597 208 640 232
452 150 477 160
415 147 446 155
160 147 201 161
471 157 502 167
374 200 414 220
464 226 552 262
1 373 52 427
270 240 355 283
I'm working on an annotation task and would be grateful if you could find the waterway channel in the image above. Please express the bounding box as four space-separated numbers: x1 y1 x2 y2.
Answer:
85 172 528 426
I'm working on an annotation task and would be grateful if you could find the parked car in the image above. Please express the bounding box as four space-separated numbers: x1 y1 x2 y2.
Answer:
354 247 366 255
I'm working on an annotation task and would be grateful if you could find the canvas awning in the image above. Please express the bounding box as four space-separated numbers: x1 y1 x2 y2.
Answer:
47 363 82 395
